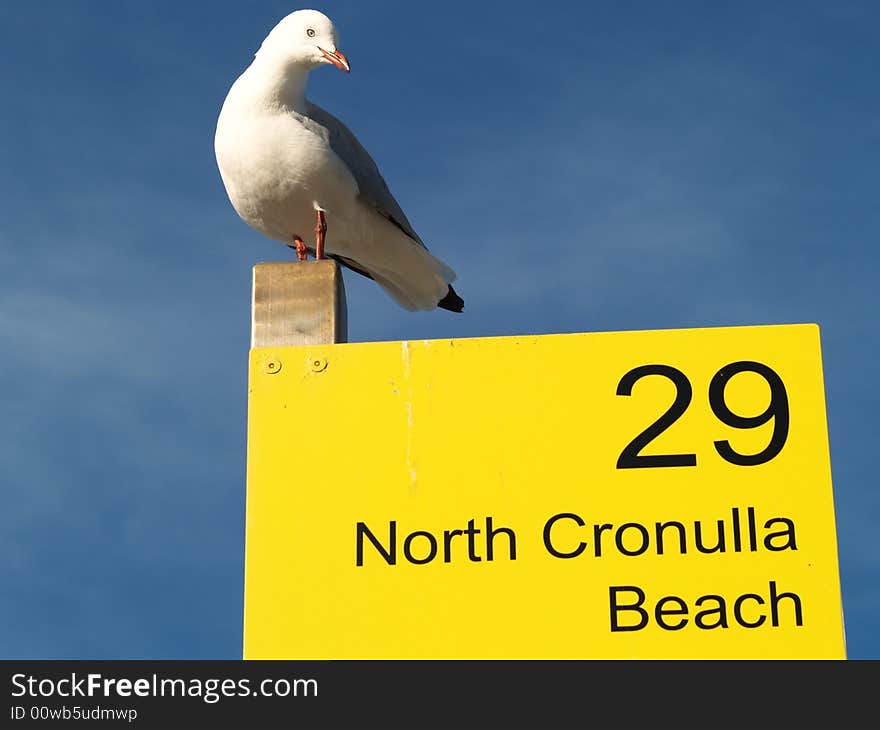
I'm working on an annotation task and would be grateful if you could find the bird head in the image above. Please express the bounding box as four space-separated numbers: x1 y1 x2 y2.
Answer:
256 9 350 73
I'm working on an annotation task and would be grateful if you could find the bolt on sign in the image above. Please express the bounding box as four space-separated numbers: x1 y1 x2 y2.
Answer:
243 324 845 659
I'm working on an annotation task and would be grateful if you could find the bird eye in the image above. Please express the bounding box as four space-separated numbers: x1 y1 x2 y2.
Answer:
306 28 316 38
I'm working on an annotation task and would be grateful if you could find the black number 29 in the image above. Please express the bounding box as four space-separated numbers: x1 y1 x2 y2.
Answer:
616 361 789 469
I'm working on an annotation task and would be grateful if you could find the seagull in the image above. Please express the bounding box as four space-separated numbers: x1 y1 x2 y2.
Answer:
214 9 464 313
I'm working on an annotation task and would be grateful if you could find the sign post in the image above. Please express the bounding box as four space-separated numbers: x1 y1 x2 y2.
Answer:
244 323 845 658
251 260 347 348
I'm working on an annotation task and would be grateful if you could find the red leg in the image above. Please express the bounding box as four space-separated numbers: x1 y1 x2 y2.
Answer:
291 235 308 261
315 210 327 260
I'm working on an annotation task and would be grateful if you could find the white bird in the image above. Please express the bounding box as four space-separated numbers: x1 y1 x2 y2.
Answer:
214 9 464 313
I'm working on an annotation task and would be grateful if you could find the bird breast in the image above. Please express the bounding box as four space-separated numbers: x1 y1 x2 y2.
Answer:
215 104 358 243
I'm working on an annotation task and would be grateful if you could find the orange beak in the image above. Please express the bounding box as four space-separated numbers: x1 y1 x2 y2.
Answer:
319 47 350 73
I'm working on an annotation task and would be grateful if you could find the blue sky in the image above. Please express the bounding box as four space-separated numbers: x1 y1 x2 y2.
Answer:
1 0 877 658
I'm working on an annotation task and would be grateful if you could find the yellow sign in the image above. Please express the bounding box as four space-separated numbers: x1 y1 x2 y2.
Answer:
243 324 845 659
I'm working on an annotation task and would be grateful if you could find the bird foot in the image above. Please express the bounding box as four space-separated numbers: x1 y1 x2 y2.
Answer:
292 235 308 261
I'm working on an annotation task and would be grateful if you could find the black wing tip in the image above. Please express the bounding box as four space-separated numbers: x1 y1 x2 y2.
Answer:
437 285 464 313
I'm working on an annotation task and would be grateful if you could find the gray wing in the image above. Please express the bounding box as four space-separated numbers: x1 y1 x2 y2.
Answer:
305 101 427 248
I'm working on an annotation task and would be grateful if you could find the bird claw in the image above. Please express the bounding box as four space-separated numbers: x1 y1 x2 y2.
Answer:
292 235 308 261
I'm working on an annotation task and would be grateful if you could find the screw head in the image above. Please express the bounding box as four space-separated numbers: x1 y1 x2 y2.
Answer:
309 356 328 373
261 358 282 375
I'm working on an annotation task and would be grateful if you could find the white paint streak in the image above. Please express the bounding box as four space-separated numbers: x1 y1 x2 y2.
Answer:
402 341 416 487
401 340 411 376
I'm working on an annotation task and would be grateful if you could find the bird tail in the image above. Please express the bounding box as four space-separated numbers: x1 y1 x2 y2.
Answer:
371 270 463 312
330 253 463 312
437 285 464 313
361 238 463 312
